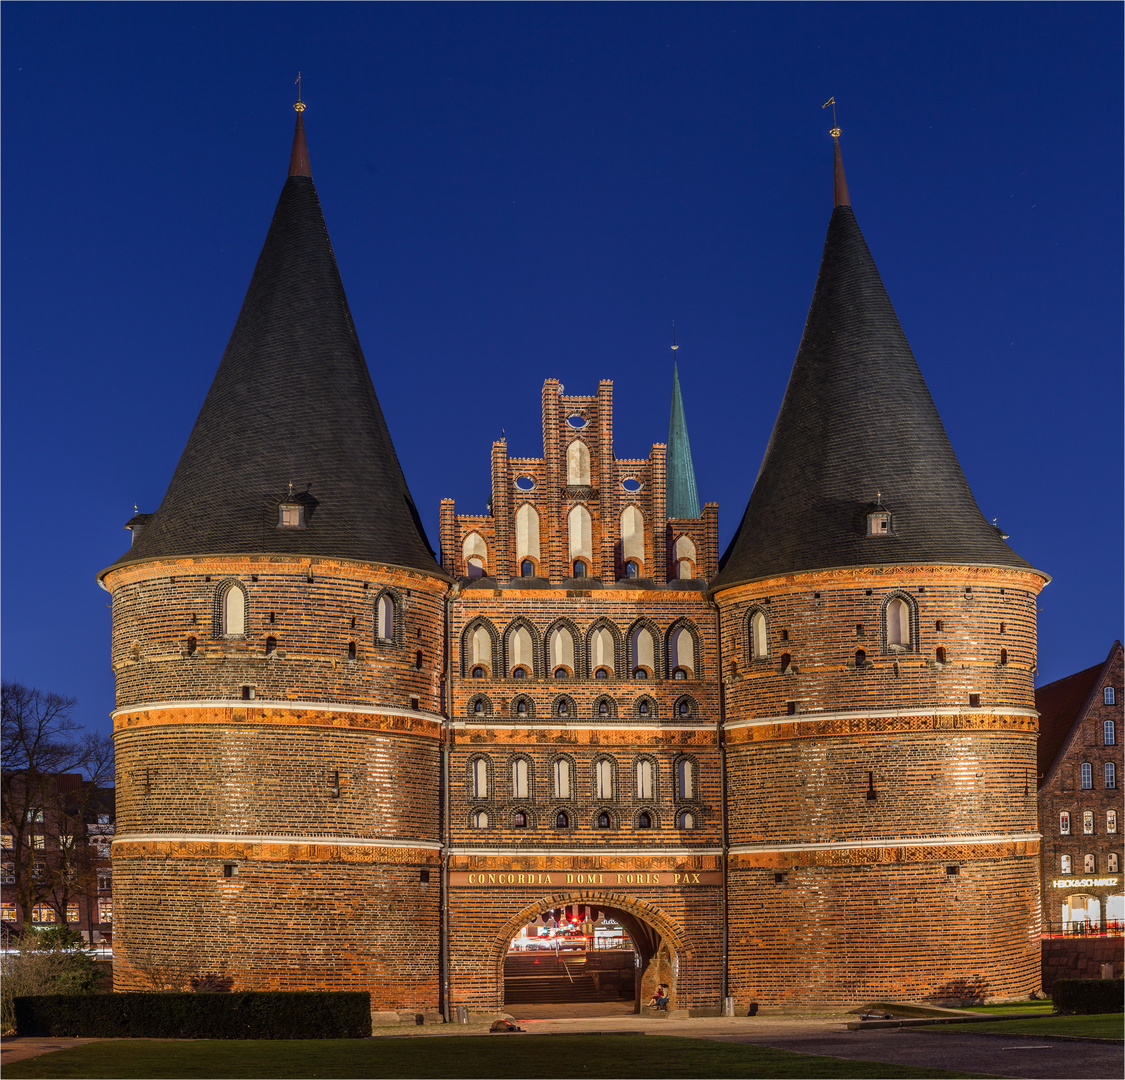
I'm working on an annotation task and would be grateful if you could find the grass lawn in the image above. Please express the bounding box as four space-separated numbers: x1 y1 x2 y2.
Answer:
2 1034 996 1079
927 1013 1123 1040
955 1001 1055 1015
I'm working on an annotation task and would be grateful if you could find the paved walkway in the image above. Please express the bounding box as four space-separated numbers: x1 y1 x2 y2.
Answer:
1 1036 100 1065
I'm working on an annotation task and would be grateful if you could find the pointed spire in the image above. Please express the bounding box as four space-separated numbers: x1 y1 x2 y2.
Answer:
289 106 311 179
103 106 441 578
666 329 701 519
833 135 850 208
714 142 1040 590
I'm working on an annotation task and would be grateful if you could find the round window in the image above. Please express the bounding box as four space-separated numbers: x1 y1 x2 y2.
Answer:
622 478 642 493
566 414 587 429
515 476 536 491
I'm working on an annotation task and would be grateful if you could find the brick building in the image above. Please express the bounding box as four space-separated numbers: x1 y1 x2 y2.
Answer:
1036 641 1124 934
99 107 1050 1011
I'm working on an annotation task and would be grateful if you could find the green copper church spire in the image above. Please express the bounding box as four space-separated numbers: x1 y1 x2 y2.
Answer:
666 330 701 519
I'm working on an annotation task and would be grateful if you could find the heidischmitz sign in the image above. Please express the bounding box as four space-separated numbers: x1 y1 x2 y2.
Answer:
449 869 722 887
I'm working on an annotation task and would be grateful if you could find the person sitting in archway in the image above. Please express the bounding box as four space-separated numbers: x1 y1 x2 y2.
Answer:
649 984 668 1010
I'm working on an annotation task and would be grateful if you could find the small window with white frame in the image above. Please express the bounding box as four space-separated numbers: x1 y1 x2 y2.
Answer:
867 511 892 535
1109 853 1120 872
1106 762 1117 789
277 503 304 528
1106 720 1118 745
1105 686 1117 706
1080 762 1093 789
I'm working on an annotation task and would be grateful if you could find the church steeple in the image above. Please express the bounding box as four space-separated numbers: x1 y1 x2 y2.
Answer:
715 140 1039 590
103 107 441 578
666 335 701 519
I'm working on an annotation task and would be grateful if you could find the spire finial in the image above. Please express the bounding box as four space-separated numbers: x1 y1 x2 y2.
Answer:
671 322 679 354
294 71 305 113
823 97 850 208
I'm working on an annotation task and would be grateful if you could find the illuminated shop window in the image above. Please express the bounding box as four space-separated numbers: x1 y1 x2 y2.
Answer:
1083 811 1094 834
32 904 56 924
1060 855 1072 874
1059 811 1071 835
1108 810 1118 834
1 902 17 922
1109 853 1120 872
1084 854 1096 874
0 862 13 885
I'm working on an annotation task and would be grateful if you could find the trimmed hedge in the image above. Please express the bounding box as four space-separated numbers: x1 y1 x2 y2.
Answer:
1051 978 1124 1015
14 991 372 1038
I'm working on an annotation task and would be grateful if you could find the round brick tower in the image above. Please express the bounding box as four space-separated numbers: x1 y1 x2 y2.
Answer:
713 137 1049 1005
98 109 449 1009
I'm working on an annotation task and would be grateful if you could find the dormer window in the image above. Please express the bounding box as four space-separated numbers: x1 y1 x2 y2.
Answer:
867 511 891 535
278 504 304 529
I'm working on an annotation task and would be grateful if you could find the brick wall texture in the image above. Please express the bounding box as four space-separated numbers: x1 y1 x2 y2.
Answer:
105 378 1057 1010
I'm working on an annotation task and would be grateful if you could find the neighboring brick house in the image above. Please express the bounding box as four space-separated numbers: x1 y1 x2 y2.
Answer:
98 106 1050 1012
1036 641 1124 933
1 774 115 944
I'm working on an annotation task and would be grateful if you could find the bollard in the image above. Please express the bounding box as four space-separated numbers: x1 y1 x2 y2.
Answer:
457 1004 469 1024
1101 964 1114 980
722 996 735 1017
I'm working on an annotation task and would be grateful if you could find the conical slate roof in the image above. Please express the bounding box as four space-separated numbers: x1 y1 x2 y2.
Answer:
102 113 442 579
714 145 1040 591
667 363 701 519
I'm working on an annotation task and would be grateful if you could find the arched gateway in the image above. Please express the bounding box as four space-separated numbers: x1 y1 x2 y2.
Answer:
450 891 694 1014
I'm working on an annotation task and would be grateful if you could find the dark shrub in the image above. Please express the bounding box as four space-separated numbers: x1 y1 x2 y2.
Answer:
14 991 371 1038
1051 979 1123 1015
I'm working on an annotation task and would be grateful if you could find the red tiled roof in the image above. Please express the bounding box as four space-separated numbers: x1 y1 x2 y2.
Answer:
1035 662 1103 783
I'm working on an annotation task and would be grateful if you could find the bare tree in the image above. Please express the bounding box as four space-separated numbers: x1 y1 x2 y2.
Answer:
1 682 114 926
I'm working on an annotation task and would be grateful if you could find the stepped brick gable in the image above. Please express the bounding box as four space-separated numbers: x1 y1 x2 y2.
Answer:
99 113 1067 1015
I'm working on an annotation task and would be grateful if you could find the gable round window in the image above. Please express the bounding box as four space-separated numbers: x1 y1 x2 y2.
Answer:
566 414 587 429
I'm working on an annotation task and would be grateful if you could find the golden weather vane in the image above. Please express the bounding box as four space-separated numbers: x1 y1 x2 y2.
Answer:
294 71 306 113
671 322 678 353
822 96 841 138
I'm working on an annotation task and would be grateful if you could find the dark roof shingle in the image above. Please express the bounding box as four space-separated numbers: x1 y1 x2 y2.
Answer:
101 131 442 580
715 205 1043 590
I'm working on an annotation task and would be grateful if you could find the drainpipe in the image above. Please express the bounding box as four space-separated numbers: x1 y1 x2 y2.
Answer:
439 582 461 1023
710 592 730 1008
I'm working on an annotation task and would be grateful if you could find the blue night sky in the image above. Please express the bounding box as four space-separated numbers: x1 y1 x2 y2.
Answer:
2 3 1121 740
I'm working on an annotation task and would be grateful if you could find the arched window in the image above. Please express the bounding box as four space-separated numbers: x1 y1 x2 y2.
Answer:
467 624 493 675
885 596 912 648
222 584 246 636
1080 762 1093 789
553 759 572 800
677 700 690 717
630 625 656 677
594 668 608 680
779 652 792 672
598 699 609 715
673 536 696 579
548 624 576 676
471 758 489 799
471 810 489 829
1105 720 1117 746
1059 811 1071 835
1106 763 1117 789
1105 687 1116 706
750 610 768 660
187 636 198 656
621 506 644 570
555 811 570 829
668 625 695 678
554 668 568 679
589 626 615 676
512 667 528 679
1000 649 1008 666
512 811 528 829
462 532 488 578
635 759 653 800
676 758 697 799
1084 853 1096 874
566 440 591 485
625 560 639 578
521 560 535 578
637 811 652 829
594 758 614 800
555 697 571 718
1060 855 1072 874
596 812 611 829
1109 853 1120 872
374 593 396 643
854 649 867 667
572 560 588 579
511 758 530 799
678 810 696 829
568 505 592 564
516 698 528 717
516 504 541 567
472 699 484 715
637 699 650 716
935 647 947 665
507 624 535 677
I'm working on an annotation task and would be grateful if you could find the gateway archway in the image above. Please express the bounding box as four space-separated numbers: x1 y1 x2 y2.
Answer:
494 894 685 1015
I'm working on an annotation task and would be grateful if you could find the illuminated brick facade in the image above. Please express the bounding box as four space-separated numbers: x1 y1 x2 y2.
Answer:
101 112 1050 1013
